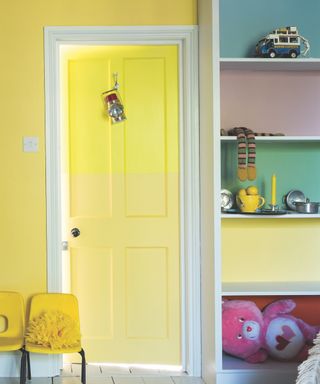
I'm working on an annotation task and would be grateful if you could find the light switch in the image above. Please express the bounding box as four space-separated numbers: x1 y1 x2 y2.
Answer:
23 136 39 152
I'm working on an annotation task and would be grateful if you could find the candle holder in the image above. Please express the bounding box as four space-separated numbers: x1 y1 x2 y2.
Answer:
260 204 287 215
268 204 279 212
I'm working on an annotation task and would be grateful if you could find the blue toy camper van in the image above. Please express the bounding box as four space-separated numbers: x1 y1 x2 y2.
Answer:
256 27 309 58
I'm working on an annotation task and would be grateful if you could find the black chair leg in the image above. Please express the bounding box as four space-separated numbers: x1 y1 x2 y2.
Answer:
79 348 86 384
19 349 26 384
26 351 31 380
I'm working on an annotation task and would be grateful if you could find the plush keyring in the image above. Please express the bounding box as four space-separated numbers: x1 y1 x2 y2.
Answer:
222 299 320 363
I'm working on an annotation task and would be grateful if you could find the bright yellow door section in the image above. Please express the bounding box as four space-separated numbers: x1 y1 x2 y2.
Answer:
63 45 180 364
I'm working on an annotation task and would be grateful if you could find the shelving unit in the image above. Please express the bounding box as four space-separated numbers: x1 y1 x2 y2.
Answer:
199 0 320 383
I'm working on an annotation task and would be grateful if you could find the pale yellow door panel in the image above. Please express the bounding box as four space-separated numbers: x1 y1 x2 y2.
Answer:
65 45 180 364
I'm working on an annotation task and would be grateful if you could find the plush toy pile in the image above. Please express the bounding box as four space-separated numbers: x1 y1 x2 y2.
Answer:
222 299 320 363
25 310 80 349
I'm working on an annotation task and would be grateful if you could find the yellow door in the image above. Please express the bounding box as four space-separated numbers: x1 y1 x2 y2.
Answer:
62 45 180 364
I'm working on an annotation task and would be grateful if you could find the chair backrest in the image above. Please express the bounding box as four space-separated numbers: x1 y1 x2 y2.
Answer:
0 291 25 338
29 293 80 323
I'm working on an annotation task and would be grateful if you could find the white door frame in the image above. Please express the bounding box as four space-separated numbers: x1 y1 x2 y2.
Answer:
44 26 200 376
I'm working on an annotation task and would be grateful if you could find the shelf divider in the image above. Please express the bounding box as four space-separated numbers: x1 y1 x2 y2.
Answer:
222 281 320 296
220 136 320 142
220 57 320 71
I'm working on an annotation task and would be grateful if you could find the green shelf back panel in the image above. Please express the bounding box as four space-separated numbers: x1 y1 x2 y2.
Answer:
221 141 320 207
220 0 320 58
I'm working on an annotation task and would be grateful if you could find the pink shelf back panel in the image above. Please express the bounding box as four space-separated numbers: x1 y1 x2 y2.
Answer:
220 70 320 136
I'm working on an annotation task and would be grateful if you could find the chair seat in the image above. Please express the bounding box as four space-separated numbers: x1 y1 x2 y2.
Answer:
0 337 24 351
25 342 82 354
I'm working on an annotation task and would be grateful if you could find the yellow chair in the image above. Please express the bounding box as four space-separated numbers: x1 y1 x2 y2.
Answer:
23 293 86 383
0 291 29 384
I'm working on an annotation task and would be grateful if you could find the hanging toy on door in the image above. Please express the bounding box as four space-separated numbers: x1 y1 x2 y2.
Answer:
102 73 127 124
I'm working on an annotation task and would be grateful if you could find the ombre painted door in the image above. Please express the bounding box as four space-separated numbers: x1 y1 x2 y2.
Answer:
64 45 180 364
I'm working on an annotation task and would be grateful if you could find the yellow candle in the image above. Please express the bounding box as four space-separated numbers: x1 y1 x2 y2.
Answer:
271 174 277 205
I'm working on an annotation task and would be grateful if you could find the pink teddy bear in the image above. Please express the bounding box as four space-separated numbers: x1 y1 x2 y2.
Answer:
222 299 319 363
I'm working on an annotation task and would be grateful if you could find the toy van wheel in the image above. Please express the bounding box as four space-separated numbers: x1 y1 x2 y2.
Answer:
289 50 298 58
268 50 276 58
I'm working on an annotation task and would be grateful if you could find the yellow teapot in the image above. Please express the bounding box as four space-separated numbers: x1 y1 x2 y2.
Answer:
236 186 265 213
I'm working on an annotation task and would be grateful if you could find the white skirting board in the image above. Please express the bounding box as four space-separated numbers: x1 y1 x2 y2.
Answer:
0 352 60 377
216 371 297 384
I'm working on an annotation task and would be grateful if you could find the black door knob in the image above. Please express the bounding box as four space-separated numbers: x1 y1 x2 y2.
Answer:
71 228 81 238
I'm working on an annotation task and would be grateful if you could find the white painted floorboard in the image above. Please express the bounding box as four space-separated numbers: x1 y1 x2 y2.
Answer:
58 364 202 384
0 364 203 384
54 378 202 384
54 377 113 384
0 380 52 383
172 378 204 384
142 377 174 384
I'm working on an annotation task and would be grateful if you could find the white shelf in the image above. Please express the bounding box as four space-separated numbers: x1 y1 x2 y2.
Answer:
218 355 298 383
222 281 320 296
221 212 320 219
222 354 298 372
220 136 320 142
220 57 320 71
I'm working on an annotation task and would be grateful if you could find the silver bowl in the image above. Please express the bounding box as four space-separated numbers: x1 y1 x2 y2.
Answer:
284 190 306 210
221 189 234 211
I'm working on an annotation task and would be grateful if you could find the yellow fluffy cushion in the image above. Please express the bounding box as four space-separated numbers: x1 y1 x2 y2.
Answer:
26 311 81 349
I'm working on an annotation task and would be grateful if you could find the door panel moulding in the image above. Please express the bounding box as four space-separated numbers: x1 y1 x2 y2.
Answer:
44 26 200 377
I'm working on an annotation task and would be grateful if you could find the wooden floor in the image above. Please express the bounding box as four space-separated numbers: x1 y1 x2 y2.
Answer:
0 364 204 384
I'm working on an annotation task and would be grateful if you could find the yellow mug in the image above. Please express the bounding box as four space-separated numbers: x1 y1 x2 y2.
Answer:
236 194 265 213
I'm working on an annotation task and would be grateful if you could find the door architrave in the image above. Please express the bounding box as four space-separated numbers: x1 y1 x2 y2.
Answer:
44 25 200 376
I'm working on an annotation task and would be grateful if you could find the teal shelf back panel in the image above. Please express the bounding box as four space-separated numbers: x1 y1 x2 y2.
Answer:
221 141 320 207
220 0 320 58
